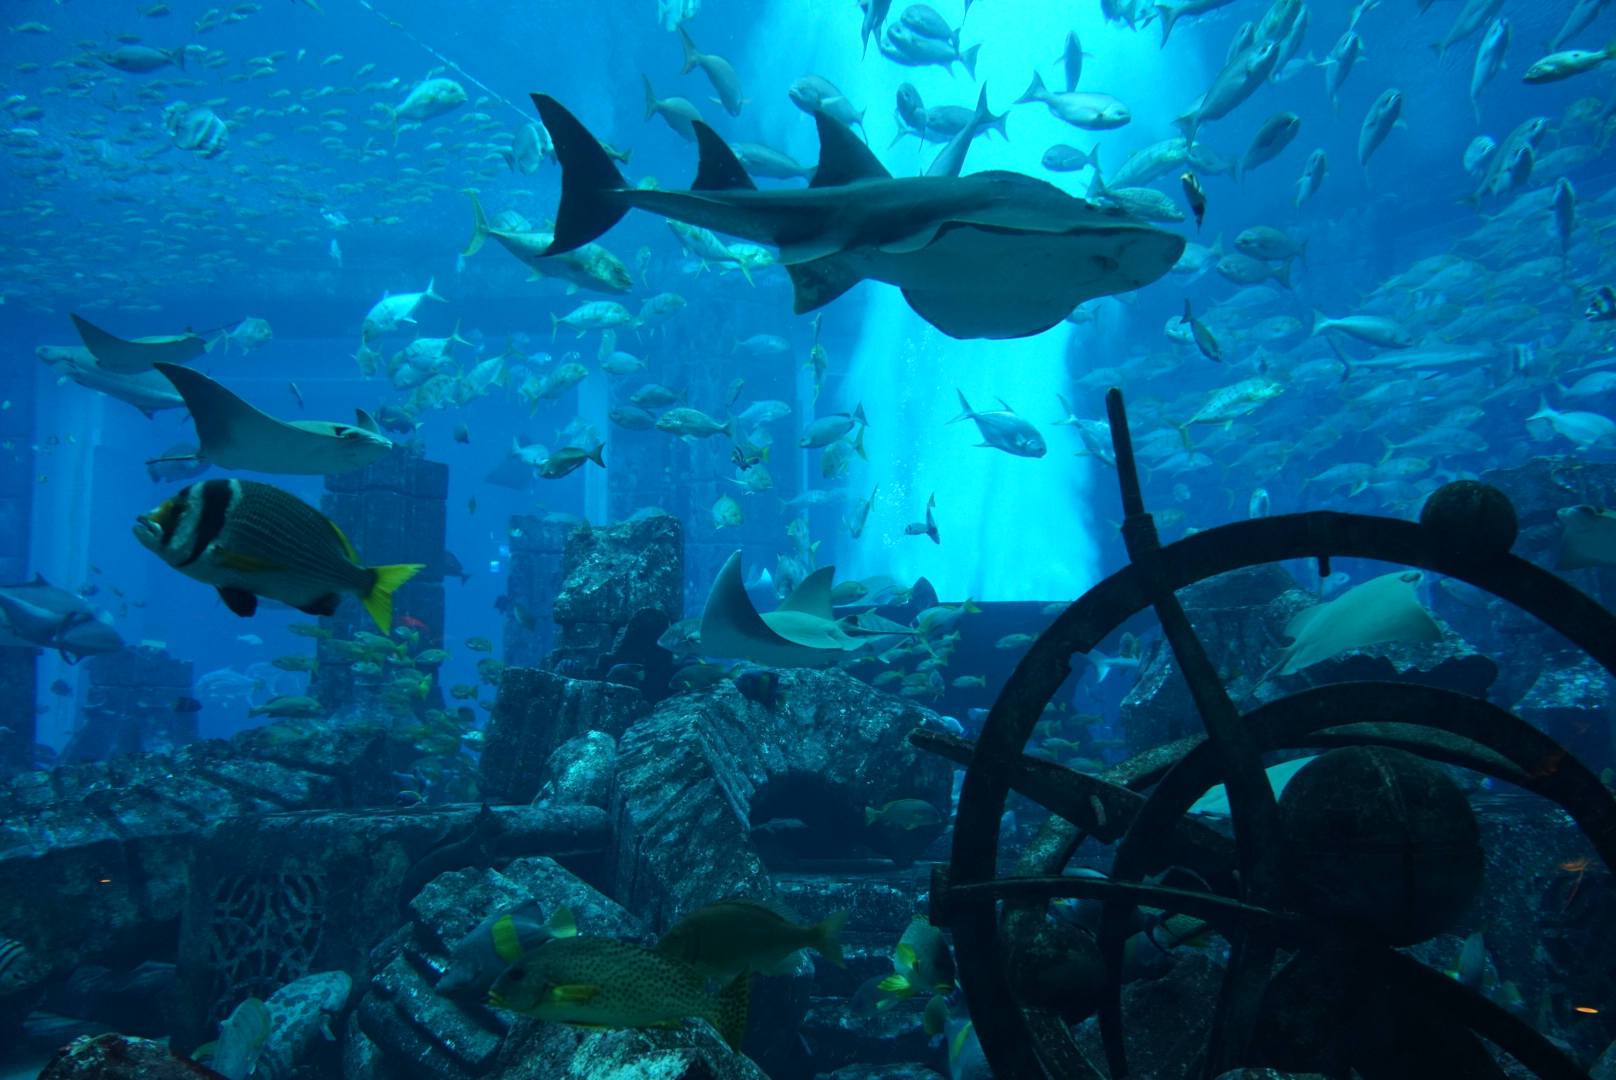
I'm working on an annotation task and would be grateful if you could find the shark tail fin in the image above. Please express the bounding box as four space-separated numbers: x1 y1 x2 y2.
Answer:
531 94 629 255
464 190 489 257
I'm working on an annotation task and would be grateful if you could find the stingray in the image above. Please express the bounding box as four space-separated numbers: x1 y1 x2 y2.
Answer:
699 551 903 668
1269 570 1443 677
1556 505 1616 570
71 313 207 374
153 363 393 475
530 94 1185 341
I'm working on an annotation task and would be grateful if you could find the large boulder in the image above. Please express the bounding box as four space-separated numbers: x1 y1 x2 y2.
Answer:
37 1034 224 1080
610 669 954 929
490 1023 772 1080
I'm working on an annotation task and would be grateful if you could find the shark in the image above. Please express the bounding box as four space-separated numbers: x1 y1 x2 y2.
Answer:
0 575 125 663
71 313 208 374
152 363 393 475
699 550 906 668
530 93 1185 341
37 345 186 418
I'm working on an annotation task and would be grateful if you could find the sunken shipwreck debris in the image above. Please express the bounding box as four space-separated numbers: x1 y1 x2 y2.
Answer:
918 389 1616 1080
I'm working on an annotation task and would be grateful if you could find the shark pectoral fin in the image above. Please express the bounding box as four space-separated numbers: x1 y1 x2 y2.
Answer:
877 226 945 255
786 256 864 315
217 587 258 617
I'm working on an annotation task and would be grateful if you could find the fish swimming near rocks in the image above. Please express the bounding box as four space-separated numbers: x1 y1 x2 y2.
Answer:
153 364 391 475
133 478 422 631
435 901 578 1003
1267 570 1442 677
255 971 352 1080
655 896 848 985
203 997 271 1080
488 935 752 1050
699 551 903 667
70 313 206 374
0 935 32 992
529 94 1183 340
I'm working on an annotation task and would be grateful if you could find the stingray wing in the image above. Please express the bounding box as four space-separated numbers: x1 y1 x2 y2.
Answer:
73 314 205 374
155 363 355 474
701 551 805 655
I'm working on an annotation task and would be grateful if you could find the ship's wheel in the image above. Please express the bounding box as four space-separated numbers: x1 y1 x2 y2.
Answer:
922 388 1616 1080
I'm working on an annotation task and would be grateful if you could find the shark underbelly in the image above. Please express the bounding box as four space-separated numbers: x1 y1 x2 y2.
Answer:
851 223 1184 340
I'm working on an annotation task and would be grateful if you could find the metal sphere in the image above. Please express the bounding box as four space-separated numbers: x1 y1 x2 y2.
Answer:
1277 746 1484 946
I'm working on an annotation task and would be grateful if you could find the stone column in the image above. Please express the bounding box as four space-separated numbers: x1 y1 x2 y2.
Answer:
60 646 195 763
502 514 573 670
0 350 35 778
313 450 448 709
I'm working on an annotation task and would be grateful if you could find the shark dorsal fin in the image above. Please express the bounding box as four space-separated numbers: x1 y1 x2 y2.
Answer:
775 566 837 621
354 408 380 434
690 122 757 192
811 111 891 188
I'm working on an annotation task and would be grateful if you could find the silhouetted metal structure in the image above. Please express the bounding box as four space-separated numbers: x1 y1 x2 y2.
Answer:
920 388 1616 1080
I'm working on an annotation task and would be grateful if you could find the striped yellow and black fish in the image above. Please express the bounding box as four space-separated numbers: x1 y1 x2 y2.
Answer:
132 478 423 633
487 936 751 1051
0 935 29 991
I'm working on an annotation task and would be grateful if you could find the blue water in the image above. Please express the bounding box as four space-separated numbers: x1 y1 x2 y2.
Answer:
5 0 1615 749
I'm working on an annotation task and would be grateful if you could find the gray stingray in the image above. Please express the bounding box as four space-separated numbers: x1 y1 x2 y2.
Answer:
153 363 393 475
71 313 207 374
531 94 1185 341
1556 505 1616 569
699 550 898 667
0 575 125 663
1269 570 1442 677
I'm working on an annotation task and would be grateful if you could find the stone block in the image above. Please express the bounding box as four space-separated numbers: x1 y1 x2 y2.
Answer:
553 516 683 627
478 668 648 805
611 671 953 935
